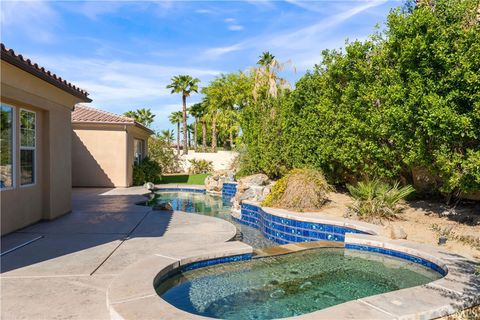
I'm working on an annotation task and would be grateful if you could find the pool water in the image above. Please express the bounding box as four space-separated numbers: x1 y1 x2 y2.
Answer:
157 248 442 319
146 191 276 248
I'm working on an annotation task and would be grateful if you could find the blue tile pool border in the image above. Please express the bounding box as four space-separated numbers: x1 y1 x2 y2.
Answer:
237 202 370 245
345 243 447 276
180 253 253 272
156 188 206 193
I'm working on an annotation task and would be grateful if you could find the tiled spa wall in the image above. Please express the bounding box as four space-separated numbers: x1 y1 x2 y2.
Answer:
222 182 238 198
237 203 370 245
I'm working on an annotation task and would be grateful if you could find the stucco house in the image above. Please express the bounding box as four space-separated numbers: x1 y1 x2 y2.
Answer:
1 44 92 235
71 105 154 187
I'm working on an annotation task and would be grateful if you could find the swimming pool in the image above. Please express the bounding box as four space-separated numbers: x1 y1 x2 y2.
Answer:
156 247 442 319
145 191 277 248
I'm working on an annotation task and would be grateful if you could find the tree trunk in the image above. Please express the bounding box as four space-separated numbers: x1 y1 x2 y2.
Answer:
194 118 198 151
211 117 217 153
176 122 180 155
182 94 188 155
202 120 207 151
229 131 234 149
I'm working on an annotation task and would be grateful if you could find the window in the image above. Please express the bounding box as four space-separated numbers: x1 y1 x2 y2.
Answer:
20 109 35 186
1 104 14 189
134 139 144 165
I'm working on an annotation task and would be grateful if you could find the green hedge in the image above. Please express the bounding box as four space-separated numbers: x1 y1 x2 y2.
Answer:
239 0 480 196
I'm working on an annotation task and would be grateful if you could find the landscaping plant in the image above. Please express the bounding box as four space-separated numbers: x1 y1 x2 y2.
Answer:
347 180 415 221
132 157 162 185
262 168 333 211
188 159 213 174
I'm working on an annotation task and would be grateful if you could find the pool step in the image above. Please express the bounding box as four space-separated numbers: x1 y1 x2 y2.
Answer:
253 241 343 258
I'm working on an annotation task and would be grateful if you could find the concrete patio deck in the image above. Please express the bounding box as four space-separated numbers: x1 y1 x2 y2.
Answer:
1 187 238 319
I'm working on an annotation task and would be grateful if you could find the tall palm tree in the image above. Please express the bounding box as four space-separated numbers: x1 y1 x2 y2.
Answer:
253 51 294 100
168 111 182 155
159 129 174 146
186 124 195 148
166 75 200 155
123 108 155 127
188 102 206 151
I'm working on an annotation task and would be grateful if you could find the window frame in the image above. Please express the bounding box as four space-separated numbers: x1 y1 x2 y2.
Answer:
0 103 16 191
134 138 145 165
19 108 36 188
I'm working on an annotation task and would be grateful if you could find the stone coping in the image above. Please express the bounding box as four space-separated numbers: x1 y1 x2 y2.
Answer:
242 200 383 236
107 241 252 320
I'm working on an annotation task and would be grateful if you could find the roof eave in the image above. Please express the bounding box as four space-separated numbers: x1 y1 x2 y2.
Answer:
1 52 92 102
73 120 154 135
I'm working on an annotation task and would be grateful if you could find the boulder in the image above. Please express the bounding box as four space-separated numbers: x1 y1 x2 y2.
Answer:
205 170 235 193
231 174 272 211
238 173 269 187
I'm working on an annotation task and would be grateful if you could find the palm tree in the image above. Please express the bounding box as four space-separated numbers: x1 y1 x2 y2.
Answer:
186 124 195 149
166 75 200 155
257 51 275 67
253 51 294 100
123 108 155 127
168 111 182 155
159 129 174 146
188 103 206 151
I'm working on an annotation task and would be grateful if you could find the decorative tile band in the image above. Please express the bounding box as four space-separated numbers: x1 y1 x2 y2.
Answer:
156 188 205 193
181 253 253 272
238 203 370 245
345 243 447 276
222 183 238 198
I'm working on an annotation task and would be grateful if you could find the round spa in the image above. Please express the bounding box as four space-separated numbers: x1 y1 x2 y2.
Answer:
155 248 443 319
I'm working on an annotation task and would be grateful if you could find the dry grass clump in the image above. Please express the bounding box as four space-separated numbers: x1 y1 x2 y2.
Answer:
262 169 333 211
441 306 480 320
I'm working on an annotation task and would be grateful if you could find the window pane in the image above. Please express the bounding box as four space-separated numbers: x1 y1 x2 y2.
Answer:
21 149 34 185
20 110 35 148
134 139 144 165
0 104 13 188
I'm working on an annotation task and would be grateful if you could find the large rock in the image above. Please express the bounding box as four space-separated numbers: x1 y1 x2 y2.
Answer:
205 170 235 193
232 174 272 211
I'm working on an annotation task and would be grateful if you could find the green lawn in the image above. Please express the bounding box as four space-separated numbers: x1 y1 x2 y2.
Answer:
160 173 208 185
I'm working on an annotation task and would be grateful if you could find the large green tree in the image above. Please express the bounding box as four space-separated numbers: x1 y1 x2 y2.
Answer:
235 0 480 199
166 75 200 155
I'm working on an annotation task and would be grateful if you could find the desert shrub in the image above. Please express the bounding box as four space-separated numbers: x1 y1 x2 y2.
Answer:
132 157 162 185
262 168 333 211
188 159 213 174
148 136 181 173
347 180 415 221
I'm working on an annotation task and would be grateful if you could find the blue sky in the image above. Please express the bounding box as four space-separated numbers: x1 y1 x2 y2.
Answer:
1 0 402 132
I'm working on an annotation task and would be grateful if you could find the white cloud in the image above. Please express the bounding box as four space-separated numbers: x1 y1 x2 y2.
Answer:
203 42 248 58
196 9 213 14
0 0 59 43
224 18 236 23
201 0 385 60
228 25 244 31
29 55 222 110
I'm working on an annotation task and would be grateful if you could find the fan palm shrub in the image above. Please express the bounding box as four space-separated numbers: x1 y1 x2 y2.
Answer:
347 180 415 221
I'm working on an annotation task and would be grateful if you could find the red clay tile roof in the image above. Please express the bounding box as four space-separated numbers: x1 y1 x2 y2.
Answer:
1 43 91 102
72 105 154 134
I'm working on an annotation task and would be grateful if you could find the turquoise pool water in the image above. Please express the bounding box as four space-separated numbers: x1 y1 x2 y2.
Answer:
156 248 442 319
146 191 277 248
